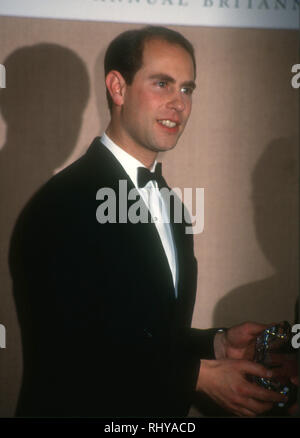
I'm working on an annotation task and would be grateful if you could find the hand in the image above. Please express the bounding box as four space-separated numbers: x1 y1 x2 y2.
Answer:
196 359 287 417
266 352 298 378
215 321 271 360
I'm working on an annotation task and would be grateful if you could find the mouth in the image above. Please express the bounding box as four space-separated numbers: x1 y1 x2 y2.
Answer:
157 119 180 133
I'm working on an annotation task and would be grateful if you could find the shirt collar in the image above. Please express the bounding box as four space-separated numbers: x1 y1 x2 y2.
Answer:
100 132 157 188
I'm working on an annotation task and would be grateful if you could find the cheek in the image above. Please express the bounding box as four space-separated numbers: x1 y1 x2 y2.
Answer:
136 89 161 112
184 100 192 119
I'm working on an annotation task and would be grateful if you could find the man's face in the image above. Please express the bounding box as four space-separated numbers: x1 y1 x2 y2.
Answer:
119 38 195 154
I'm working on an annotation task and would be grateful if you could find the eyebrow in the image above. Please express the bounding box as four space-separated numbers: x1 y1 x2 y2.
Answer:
148 73 196 90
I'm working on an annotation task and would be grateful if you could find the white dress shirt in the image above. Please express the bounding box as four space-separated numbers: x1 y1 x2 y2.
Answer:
100 133 178 297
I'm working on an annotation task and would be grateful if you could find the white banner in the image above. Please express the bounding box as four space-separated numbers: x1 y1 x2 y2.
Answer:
0 0 299 30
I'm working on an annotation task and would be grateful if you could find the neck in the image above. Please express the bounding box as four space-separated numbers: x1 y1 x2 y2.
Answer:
105 122 157 169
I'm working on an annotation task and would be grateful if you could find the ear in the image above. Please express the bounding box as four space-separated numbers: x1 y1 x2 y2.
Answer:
105 70 126 107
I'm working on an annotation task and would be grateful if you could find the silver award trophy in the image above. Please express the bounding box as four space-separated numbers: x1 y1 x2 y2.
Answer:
252 321 297 412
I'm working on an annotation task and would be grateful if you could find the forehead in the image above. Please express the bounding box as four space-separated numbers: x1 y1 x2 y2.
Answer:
139 38 195 80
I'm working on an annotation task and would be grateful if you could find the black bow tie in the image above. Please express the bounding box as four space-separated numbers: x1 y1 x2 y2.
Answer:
137 163 164 188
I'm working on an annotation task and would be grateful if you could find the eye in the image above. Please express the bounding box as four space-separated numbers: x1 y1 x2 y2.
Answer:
181 86 194 96
157 80 167 88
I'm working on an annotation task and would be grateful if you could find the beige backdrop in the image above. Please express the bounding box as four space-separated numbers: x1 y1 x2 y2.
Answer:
0 16 298 417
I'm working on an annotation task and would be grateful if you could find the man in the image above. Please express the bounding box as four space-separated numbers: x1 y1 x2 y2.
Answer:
10 26 286 418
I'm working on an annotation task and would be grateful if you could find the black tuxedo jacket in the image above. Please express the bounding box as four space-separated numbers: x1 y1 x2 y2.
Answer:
10 138 218 417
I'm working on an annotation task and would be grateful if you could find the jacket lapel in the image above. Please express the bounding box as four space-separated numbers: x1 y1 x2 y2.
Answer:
85 138 176 298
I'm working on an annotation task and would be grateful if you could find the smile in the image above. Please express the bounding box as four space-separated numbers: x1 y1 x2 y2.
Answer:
157 119 178 128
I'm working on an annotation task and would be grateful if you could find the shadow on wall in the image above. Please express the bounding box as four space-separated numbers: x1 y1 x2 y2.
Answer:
94 47 111 132
213 137 299 328
0 44 89 416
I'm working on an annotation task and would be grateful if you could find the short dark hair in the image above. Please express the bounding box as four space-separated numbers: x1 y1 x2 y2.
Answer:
104 26 196 112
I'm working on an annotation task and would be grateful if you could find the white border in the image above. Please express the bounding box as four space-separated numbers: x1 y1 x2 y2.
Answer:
0 0 299 30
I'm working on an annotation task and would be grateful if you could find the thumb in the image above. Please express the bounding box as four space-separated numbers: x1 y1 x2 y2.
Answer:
236 321 268 339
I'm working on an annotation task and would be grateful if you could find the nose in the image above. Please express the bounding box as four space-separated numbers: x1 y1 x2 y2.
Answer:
166 91 185 112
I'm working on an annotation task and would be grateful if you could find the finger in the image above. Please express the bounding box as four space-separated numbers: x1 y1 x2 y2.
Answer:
236 407 257 418
231 390 274 416
230 388 275 417
224 400 256 418
239 321 269 337
218 401 254 418
240 359 273 379
243 398 273 415
244 381 287 403
240 358 295 387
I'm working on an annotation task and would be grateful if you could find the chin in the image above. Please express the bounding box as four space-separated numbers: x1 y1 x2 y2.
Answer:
150 146 175 154
153 139 178 152
158 143 177 152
